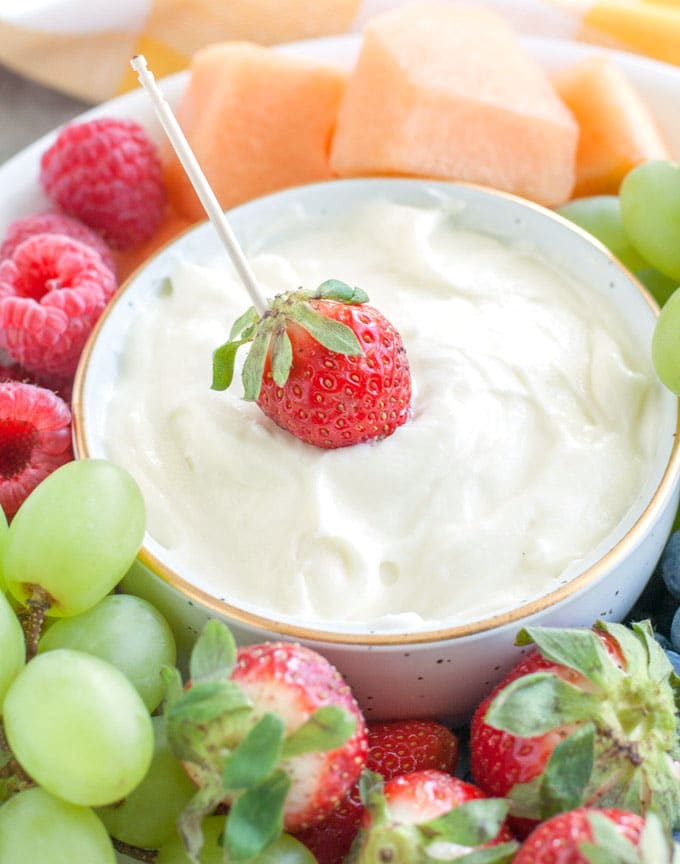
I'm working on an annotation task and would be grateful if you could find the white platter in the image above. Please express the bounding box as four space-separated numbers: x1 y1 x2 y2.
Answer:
2 28 680 864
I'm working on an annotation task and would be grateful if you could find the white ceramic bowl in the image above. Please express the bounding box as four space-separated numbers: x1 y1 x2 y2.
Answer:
73 177 680 723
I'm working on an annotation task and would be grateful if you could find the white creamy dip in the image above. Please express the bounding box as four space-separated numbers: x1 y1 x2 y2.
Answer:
104 198 663 632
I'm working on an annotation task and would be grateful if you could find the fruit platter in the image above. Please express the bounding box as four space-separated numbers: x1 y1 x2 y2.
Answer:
3 2 680 862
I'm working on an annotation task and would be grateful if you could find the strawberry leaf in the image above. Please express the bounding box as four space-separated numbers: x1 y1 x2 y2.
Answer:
212 337 251 391
161 664 184 706
280 706 356 760
189 619 237 684
595 620 647 679
224 769 291 861
270 328 293 388
445 841 519 864
229 306 260 341
178 774 225 864
579 847 634 864
165 681 251 765
242 324 273 401
631 619 678 687
580 812 641 864
518 626 613 688
484 672 602 735
639 812 679 863
288 303 363 356
313 279 369 304
422 798 509 845
222 713 284 790
538 722 595 818
360 770 390 825
507 776 542 820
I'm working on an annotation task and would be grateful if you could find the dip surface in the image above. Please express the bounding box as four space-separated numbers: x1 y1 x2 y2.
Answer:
104 198 663 632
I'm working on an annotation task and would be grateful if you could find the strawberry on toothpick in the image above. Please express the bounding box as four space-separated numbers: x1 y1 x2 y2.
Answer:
130 55 412 450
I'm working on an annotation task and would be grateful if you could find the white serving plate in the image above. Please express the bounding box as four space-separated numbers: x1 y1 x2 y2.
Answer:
3 29 680 864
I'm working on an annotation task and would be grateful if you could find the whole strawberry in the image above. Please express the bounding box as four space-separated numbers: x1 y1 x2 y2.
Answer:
513 808 679 864
212 279 411 448
163 620 367 863
470 621 680 837
349 769 518 863
295 719 459 864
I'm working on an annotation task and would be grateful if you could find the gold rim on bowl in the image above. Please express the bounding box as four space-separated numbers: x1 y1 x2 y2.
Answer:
72 179 680 647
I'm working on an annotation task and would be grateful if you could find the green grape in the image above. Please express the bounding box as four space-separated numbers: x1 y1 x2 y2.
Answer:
557 194 648 273
157 817 317 864
0 786 116 864
96 715 195 849
4 459 145 617
620 160 680 282
39 593 176 711
636 266 679 307
0 589 24 711
0 504 7 592
652 286 680 393
3 648 153 807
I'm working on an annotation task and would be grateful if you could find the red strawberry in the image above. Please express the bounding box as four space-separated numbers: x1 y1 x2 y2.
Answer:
470 621 680 838
212 279 411 448
295 719 459 864
228 640 368 832
351 769 517 863
163 621 367 863
512 808 647 864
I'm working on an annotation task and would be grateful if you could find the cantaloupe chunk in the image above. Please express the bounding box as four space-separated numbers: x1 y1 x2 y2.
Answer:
552 55 671 198
163 42 348 220
330 1 578 207
579 2 680 67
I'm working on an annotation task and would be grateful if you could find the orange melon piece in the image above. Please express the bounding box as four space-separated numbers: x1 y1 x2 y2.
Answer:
579 2 680 67
330 1 578 207
163 42 348 220
552 55 671 198
112 208 195 283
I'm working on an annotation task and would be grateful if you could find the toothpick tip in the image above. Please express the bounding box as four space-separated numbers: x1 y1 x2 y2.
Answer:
130 54 148 74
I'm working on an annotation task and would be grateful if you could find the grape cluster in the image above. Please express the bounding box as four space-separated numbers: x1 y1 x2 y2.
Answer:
0 460 187 863
0 459 318 864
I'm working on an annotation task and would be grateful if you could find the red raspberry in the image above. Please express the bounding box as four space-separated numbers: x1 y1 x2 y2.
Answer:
1 211 116 275
0 381 73 519
0 352 24 383
40 118 166 250
0 233 117 380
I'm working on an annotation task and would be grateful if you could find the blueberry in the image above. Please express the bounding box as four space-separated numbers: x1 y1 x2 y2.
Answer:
665 647 680 677
655 632 673 651
659 530 680 600
669 610 680 657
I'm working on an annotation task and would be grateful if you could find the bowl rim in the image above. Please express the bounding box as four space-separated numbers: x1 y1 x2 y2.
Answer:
72 177 680 647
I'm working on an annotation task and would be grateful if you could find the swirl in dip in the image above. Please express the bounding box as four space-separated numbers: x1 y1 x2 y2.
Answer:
103 197 663 633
